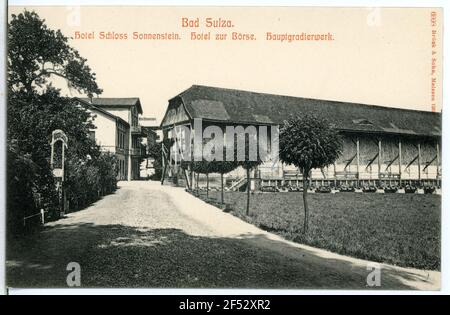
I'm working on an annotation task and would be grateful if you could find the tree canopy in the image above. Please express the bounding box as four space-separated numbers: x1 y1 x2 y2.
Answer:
279 114 342 175
8 10 102 97
279 114 342 233
7 10 115 234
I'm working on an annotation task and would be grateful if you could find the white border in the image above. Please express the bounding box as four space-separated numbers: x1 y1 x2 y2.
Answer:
2 0 449 296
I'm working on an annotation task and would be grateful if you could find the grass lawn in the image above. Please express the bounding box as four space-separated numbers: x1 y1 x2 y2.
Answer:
200 191 440 270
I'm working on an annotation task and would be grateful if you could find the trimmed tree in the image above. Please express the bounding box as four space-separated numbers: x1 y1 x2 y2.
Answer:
207 144 238 204
238 137 263 216
191 160 213 198
279 114 342 234
211 159 238 205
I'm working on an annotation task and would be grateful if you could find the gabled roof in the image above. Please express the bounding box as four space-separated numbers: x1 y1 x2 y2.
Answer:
74 97 129 127
80 97 143 114
166 85 441 138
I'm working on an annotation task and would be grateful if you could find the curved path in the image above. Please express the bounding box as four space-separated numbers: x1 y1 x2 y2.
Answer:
7 181 440 290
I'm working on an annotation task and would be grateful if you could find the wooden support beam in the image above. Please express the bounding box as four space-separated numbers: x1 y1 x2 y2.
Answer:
173 126 178 175
365 153 379 171
386 154 399 170
189 166 194 188
378 140 382 182
161 143 166 185
356 138 360 184
321 168 327 179
371 138 380 147
183 168 191 189
423 156 437 171
344 154 357 170
405 155 418 170
418 142 421 181
437 142 440 179
161 164 167 185
398 140 402 185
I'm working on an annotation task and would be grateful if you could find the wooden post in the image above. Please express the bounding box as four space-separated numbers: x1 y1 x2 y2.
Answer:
356 137 360 186
189 166 193 190
173 130 178 176
161 143 167 185
40 209 45 225
378 140 382 185
196 172 200 195
61 144 65 181
398 139 402 186
436 142 440 180
418 142 421 181
206 173 209 198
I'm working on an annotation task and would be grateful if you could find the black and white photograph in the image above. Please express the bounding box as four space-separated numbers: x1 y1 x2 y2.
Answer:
1 2 449 298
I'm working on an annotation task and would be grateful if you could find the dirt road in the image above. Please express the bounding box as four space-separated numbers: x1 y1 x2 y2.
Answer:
6 181 440 290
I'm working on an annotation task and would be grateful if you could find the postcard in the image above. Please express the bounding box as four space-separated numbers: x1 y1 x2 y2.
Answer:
4 5 443 294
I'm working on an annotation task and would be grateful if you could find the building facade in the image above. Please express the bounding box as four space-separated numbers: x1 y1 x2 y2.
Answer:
76 97 145 181
160 85 441 190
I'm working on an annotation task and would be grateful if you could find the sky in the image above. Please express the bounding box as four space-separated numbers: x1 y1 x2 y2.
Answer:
9 6 443 120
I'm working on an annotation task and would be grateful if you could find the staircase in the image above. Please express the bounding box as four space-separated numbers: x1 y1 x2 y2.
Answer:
229 177 247 191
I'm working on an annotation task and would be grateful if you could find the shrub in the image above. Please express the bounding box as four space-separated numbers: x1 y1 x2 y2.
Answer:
65 152 118 211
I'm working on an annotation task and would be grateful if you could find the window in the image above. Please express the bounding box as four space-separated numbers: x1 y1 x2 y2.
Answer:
118 131 127 149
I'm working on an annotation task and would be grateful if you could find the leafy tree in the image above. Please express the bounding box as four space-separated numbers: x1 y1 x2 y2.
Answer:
7 10 115 232
146 142 163 180
8 10 101 97
160 138 175 184
279 114 342 233
8 89 99 220
7 142 41 235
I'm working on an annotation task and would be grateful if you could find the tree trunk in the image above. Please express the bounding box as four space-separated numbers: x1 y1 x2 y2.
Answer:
194 173 199 197
303 172 309 234
220 173 224 204
189 165 193 191
246 168 250 216
196 172 199 196
206 173 209 198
